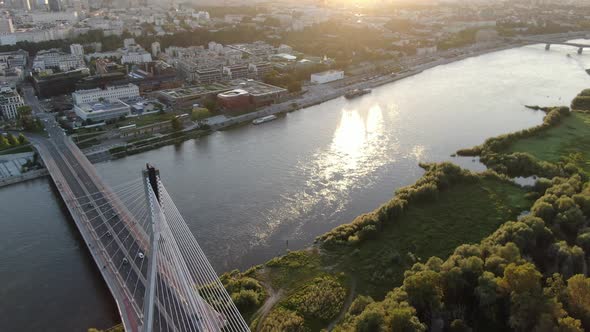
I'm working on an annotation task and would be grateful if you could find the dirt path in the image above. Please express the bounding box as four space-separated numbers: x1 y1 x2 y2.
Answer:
253 280 284 332
327 277 357 331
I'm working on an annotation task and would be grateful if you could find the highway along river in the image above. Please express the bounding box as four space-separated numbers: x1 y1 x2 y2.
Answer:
1 42 590 331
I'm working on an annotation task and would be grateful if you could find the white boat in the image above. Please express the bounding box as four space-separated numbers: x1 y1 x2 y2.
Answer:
252 115 278 125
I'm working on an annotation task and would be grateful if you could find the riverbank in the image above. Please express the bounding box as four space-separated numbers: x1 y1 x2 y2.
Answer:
80 32 590 163
0 152 47 188
80 41 534 162
0 168 48 188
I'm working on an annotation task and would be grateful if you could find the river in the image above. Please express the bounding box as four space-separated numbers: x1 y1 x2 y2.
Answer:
1 42 590 331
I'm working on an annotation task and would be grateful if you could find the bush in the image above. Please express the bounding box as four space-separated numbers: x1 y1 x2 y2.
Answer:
220 270 266 315
355 306 387 332
259 307 307 332
283 276 347 322
348 295 374 316
572 95 590 111
231 289 261 312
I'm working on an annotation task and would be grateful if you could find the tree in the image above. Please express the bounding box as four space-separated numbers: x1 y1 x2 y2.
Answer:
7 134 17 146
403 270 443 321
171 117 183 131
566 275 590 329
389 306 427 331
18 133 27 144
348 295 374 316
231 289 260 312
287 80 302 93
500 263 542 295
259 307 306 332
449 319 472 332
18 105 39 131
203 100 218 112
355 306 386 332
0 135 9 148
558 317 584 332
501 263 565 331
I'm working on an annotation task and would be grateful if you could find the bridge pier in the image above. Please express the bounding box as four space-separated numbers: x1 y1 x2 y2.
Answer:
578 47 583 55
545 43 551 51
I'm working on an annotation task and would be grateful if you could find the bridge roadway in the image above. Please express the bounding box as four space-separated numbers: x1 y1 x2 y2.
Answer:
31 121 147 330
30 119 213 331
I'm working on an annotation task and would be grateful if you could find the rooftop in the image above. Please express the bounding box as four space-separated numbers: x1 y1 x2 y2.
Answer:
229 79 286 96
158 82 232 99
73 83 139 95
76 100 130 114
158 79 285 100
312 70 344 77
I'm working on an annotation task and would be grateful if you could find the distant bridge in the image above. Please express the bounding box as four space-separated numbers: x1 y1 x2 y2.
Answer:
518 34 590 54
29 118 250 331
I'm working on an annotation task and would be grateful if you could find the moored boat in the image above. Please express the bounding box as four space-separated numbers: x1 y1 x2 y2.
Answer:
252 115 278 125
345 88 371 99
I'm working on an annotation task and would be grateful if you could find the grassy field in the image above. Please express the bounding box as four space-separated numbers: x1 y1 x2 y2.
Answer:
326 177 532 298
505 111 590 174
0 144 33 155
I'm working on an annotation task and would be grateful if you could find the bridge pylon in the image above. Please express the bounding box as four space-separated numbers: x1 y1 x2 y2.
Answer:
545 43 551 51
141 163 161 332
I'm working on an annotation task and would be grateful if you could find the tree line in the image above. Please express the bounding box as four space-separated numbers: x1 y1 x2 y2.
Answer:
334 173 590 331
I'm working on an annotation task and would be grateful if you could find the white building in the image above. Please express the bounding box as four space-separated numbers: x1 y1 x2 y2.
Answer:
151 41 161 58
72 84 140 105
0 26 73 46
0 87 24 120
121 50 152 64
310 70 344 84
74 100 131 122
33 49 85 72
70 43 84 56
29 12 79 24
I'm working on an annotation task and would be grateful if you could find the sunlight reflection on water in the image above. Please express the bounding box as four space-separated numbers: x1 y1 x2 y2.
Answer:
254 102 402 243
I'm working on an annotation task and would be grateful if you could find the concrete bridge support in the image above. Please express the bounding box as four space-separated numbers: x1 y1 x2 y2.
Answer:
545 43 551 51
578 47 584 55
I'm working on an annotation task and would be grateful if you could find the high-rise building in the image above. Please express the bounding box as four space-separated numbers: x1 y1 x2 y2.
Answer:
151 42 161 58
0 17 15 35
70 44 84 56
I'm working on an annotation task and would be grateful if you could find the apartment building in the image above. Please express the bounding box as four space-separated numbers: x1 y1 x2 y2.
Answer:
33 49 86 72
0 87 24 120
72 83 140 105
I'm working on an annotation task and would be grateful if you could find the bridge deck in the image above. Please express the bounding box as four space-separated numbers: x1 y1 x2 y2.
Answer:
33 136 145 331
32 134 230 331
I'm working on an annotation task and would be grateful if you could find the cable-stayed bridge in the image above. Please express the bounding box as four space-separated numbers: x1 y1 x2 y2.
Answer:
28 120 249 332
